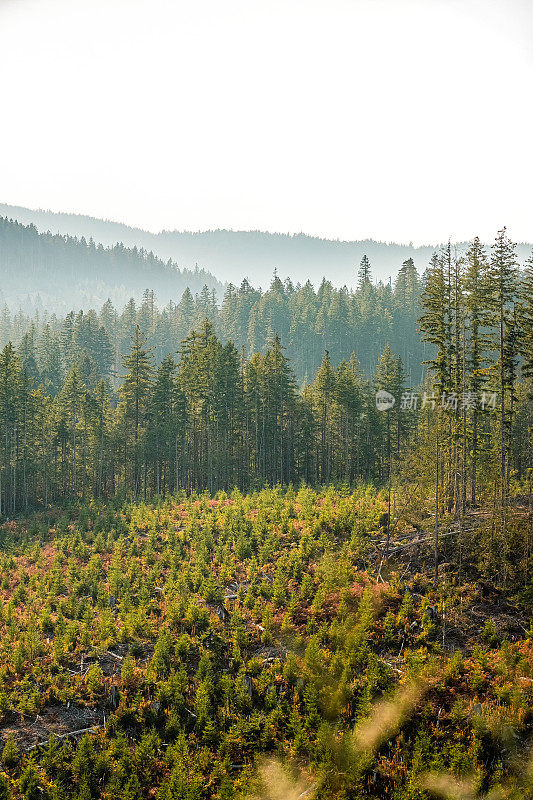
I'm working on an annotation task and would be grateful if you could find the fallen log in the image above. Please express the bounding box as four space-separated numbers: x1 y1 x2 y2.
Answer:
26 724 102 751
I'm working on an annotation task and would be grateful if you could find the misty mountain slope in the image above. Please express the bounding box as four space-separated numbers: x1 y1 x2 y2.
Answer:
0 216 224 313
3 203 532 289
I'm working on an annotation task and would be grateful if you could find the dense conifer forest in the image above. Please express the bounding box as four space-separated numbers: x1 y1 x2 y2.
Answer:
0 216 426 383
3 203 533 290
0 224 533 798
0 218 223 313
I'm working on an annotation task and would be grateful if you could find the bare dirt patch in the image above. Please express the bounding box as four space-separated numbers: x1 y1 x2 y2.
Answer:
1 703 103 751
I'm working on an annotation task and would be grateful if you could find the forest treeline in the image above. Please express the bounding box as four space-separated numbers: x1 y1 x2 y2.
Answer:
3 243 425 386
1 226 533 800
12 202 533 288
0 217 223 313
0 228 532 515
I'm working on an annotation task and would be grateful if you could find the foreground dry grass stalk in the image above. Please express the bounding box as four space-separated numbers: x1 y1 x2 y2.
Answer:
250 758 317 800
421 773 505 800
248 674 533 799
351 679 426 755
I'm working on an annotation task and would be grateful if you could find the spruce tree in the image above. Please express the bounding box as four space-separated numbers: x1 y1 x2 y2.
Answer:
374 344 405 555
314 350 336 483
463 237 491 504
490 227 519 499
357 255 372 289
0 344 20 515
120 326 154 497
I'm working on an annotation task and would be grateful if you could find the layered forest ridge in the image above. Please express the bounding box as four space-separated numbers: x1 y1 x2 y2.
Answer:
0 217 223 313
3 202 533 289
0 217 425 384
0 221 532 799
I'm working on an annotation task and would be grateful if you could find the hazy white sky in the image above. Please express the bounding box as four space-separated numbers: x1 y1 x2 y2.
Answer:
1 0 532 244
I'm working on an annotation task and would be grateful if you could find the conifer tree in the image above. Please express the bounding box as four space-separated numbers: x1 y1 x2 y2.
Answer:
357 255 372 289
120 326 154 497
315 350 335 482
38 326 63 396
0 344 20 514
374 344 405 554
147 354 179 495
59 367 84 498
490 228 519 498
463 237 491 504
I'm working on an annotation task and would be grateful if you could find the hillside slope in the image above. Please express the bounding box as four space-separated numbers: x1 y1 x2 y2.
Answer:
3 203 532 288
0 216 224 313
1 490 533 799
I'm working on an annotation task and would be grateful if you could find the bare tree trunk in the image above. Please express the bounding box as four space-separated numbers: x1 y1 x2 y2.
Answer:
434 417 439 587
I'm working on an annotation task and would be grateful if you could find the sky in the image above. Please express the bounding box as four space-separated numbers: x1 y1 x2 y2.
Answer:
1 0 532 245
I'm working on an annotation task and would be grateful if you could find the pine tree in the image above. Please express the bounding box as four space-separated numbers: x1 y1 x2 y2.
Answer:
93 380 111 497
59 367 84 498
394 258 420 383
314 351 336 483
0 772 11 800
38 326 63 396
147 354 179 495
120 326 154 497
17 328 39 384
357 255 372 289
419 250 451 582
374 344 405 555
490 228 519 499
463 237 491 505
262 333 297 485
420 251 451 395
0 344 20 515
334 358 362 483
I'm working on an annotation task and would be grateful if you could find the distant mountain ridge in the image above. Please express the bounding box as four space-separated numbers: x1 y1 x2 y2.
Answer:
0 215 224 313
1 203 532 289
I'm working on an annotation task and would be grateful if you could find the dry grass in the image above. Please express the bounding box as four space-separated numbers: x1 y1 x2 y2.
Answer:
421 772 505 800
249 758 316 800
351 679 426 755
